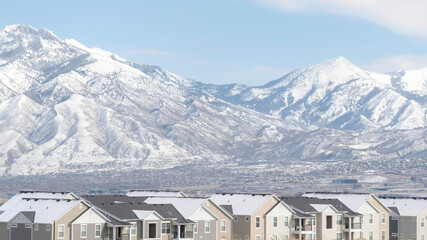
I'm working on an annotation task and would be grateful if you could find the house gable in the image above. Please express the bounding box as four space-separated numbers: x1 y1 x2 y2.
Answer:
73 208 108 224
266 202 294 216
189 206 217 221
358 201 379 214
10 212 32 224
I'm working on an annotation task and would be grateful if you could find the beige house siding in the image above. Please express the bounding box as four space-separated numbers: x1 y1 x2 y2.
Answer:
317 207 344 240
55 202 89 240
251 196 280 240
367 196 389 240
203 200 233 240
142 219 162 239
417 207 427 240
265 203 294 240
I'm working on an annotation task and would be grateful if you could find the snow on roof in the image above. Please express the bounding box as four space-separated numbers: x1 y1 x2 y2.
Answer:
144 197 206 218
132 210 161 220
210 194 274 216
303 192 371 211
127 190 186 197
0 191 77 212
310 204 335 212
380 198 427 216
0 198 81 224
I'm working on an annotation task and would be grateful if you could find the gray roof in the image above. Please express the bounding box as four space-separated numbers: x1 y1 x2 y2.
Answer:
220 205 233 215
21 211 35 222
82 195 192 224
281 197 361 216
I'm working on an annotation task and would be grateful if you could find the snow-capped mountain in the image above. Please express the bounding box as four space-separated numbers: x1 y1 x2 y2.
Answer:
197 57 426 131
0 25 425 176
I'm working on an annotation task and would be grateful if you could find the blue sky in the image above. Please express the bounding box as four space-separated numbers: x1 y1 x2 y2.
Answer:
1 0 427 86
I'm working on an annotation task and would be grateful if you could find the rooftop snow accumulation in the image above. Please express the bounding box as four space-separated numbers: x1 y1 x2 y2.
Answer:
0 198 81 223
0 191 77 212
210 193 275 216
302 192 372 212
144 197 206 218
379 198 427 216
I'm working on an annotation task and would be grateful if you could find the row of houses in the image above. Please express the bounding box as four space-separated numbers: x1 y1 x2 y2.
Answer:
0 190 425 240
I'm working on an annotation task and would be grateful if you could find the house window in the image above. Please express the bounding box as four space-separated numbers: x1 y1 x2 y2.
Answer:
285 235 289 240
273 234 277 240
58 225 65 239
245 235 249 240
308 234 312 240
360 216 363 224
360 232 363 239
381 214 386 224
130 223 137 236
245 216 249 222
381 230 386 240
234 216 237 221
369 214 373 224
221 220 226 232
162 222 171 234
95 224 101 237
421 218 425 227
337 233 343 240
25 224 32 228
337 215 343 225
313 233 316 239
326 215 333 229
412 217 416 222
193 223 198 234
46 225 51 231
273 217 278 227
205 220 210 233
312 218 316 226
255 235 260 240
34 224 38 231
234 235 237 239
421 234 424 240
284 216 289 226
369 231 373 240
81 224 87 238
256 217 260 228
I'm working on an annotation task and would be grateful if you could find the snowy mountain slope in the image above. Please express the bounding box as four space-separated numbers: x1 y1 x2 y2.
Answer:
197 57 426 131
0 25 295 175
0 25 425 176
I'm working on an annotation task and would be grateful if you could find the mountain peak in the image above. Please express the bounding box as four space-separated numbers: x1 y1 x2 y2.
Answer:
2 24 60 41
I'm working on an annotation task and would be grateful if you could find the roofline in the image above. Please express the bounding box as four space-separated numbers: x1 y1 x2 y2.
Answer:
133 210 165 221
265 201 297 216
127 190 187 197
71 207 110 224
56 200 91 222
250 194 280 216
207 199 233 219
370 194 391 213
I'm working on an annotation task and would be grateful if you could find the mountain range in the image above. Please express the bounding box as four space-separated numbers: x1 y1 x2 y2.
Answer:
0 25 425 176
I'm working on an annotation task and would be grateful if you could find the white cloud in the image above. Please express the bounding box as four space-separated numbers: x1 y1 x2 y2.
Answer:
365 54 427 73
122 49 173 56
254 0 427 37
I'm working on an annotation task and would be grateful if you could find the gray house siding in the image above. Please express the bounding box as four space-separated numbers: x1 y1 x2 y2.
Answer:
11 223 31 240
399 217 417 240
73 223 108 240
0 223 10 240
389 217 399 240
33 224 53 240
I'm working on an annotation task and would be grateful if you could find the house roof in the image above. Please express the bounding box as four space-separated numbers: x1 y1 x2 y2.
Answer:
126 190 186 197
303 192 389 213
281 197 360 216
82 195 192 224
21 211 36 222
132 210 163 220
0 191 77 212
0 198 82 224
144 197 206 219
379 198 427 217
210 193 276 216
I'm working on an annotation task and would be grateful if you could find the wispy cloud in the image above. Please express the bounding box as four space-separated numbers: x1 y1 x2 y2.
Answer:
122 49 173 57
253 0 427 38
365 54 427 73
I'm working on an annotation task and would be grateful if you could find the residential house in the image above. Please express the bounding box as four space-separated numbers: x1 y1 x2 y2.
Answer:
380 197 427 240
264 201 297 240
0 197 90 240
304 192 391 240
281 197 362 240
210 193 280 240
144 196 234 240
83 194 195 240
